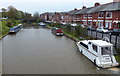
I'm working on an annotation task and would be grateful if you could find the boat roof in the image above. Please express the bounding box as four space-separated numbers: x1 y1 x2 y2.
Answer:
81 40 113 47
52 27 60 30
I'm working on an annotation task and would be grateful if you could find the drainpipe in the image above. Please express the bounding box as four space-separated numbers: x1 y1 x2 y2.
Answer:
87 14 88 26
103 12 106 28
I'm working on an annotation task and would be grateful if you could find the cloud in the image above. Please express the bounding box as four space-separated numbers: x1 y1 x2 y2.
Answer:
2 0 112 3
1 0 113 14
2 0 78 2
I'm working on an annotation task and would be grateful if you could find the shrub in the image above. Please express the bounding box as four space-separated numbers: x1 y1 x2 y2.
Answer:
6 20 13 27
74 25 87 38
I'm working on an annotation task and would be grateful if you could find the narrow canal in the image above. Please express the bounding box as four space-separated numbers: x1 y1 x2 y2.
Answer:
1 25 117 74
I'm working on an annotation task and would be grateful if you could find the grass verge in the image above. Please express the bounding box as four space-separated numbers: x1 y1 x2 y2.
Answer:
0 19 20 39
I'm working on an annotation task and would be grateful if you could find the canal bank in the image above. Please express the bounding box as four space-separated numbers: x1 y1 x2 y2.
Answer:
0 40 2 75
0 19 21 40
2 25 118 74
46 25 81 42
46 23 120 71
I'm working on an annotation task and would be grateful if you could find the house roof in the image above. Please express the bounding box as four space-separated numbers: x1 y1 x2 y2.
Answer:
68 9 79 15
74 2 120 15
87 4 108 14
75 7 93 15
100 2 120 11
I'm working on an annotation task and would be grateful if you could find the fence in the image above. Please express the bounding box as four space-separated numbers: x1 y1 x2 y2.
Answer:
87 30 120 49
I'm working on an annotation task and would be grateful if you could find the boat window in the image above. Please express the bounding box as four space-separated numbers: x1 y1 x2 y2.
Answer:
101 47 111 55
80 42 88 49
92 44 97 52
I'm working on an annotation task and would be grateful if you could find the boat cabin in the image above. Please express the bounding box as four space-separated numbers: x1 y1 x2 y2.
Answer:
51 27 63 36
77 40 119 68
10 24 22 33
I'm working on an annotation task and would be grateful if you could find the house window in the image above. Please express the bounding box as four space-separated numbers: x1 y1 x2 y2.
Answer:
98 12 104 18
84 14 87 19
83 21 87 25
92 44 98 52
106 12 112 18
98 22 103 27
88 21 91 25
88 14 92 18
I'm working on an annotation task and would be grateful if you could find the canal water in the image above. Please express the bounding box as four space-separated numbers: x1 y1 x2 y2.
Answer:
1 25 118 74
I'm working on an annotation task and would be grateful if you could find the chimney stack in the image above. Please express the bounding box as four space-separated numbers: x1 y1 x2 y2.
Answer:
74 8 77 10
94 2 100 7
82 6 86 9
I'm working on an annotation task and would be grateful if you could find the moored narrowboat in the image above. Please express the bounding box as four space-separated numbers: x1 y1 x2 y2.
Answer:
51 27 63 36
10 24 22 33
76 38 119 68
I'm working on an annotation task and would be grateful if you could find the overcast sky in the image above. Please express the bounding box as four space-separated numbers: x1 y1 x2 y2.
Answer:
1 0 113 14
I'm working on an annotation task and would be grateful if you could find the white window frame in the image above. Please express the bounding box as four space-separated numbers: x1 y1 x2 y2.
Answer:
88 14 92 19
84 14 87 19
98 12 104 18
106 12 112 19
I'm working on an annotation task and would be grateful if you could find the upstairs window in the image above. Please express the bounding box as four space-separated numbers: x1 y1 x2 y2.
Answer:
98 12 104 18
84 14 88 19
106 12 112 18
88 14 92 18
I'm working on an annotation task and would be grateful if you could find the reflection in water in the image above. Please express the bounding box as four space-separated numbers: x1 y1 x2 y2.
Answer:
2 25 117 74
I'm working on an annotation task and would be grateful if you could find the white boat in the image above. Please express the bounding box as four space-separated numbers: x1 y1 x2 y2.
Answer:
38 22 46 26
76 37 119 68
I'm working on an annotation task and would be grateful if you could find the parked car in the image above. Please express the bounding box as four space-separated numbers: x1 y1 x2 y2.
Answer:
109 29 120 36
87 26 96 31
97 27 109 33
71 23 77 27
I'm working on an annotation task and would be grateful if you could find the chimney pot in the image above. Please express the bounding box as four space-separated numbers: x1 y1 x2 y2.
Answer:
94 2 100 7
82 6 86 9
74 8 77 10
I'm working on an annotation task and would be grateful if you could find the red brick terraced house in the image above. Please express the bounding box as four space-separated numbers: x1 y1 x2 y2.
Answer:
40 1 120 29
40 13 49 21
74 2 120 29
40 12 62 23
61 9 79 24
